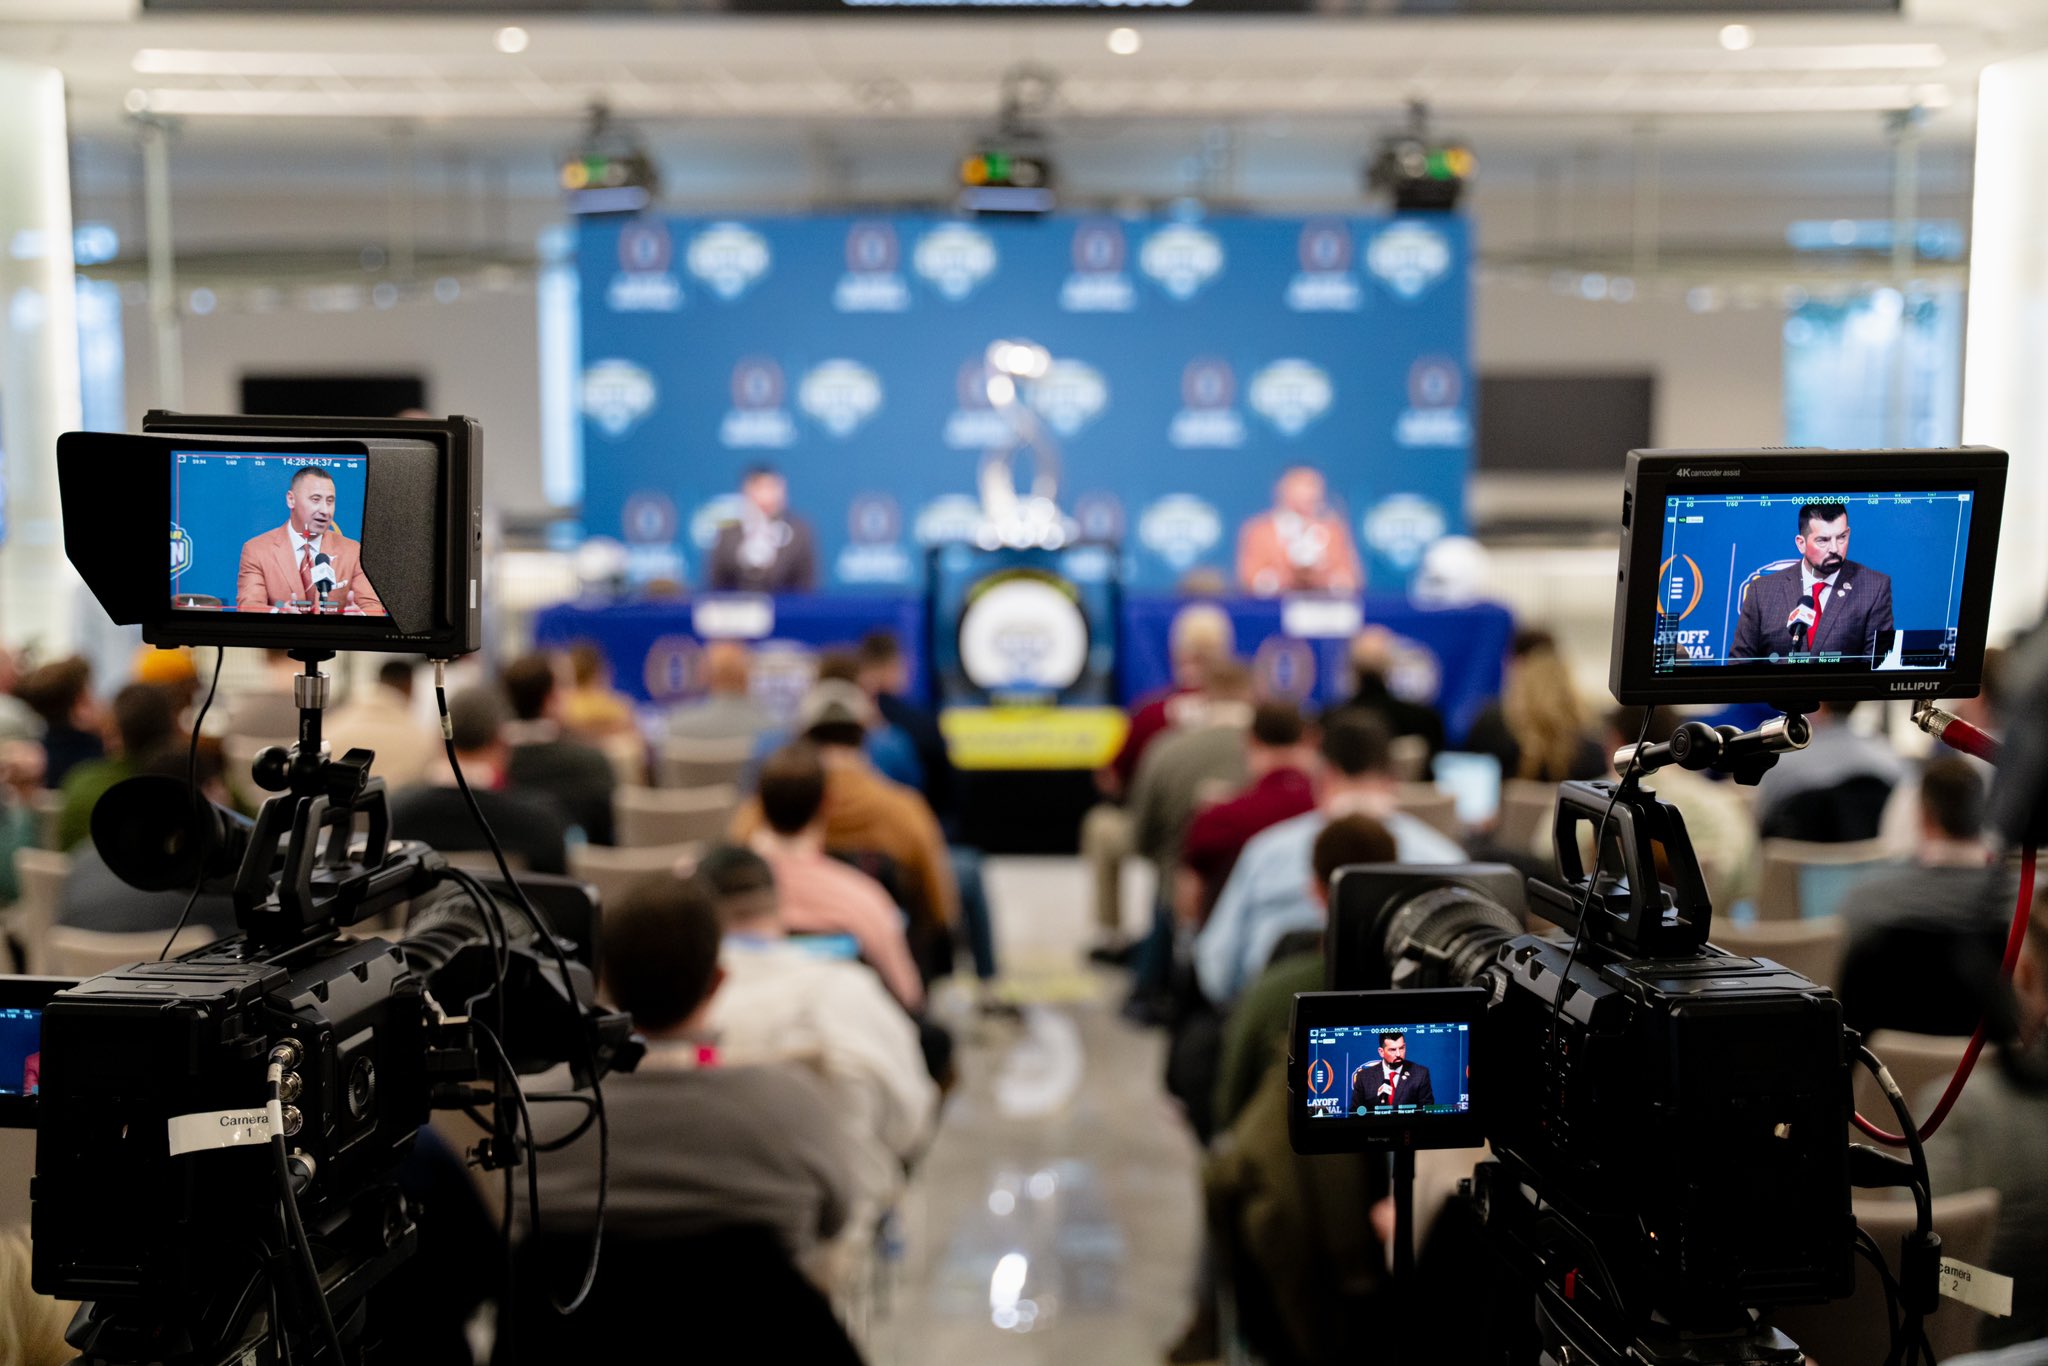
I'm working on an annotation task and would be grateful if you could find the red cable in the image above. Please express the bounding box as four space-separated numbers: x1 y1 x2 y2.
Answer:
1925 710 2002 767
1852 843 2035 1146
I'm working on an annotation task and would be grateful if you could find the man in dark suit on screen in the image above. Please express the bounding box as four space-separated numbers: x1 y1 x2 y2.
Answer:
1729 501 1893 662
1348 1031 1434 1113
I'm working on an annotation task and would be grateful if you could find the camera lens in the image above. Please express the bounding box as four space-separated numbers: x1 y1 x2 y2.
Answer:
1377 883 1523 990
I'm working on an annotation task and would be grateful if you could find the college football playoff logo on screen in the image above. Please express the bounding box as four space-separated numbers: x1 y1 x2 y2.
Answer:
799 359 884 437
170 524 192 578
1139 224 1225 301
1249 359 1334 437
685 223 771 301
580 359 658 437
913 224 998 302
1366 222 1452 301
1026 359 1109 437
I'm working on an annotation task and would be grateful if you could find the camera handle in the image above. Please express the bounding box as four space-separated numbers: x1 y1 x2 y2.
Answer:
232 650 426 946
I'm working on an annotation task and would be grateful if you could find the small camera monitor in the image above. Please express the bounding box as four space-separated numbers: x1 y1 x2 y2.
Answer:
1611 447 2006 706
1288 987 1488 1154
0 978 78 1129
58 412 482 656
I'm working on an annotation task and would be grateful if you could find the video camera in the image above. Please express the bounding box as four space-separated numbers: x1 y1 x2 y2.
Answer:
1289 447 2012 1366
1 414 639 1366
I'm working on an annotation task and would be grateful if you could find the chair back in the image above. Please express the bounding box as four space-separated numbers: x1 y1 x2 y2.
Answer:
614 784 740 848
1709 915 1846 990
10 847 70 975
43 924 215 977
1387 734 1431 782
1496 780 1559 858
1393 784 1464 844
567 840 699 910
596 731 649 787
441 849 528 876
655 736 755 791
224 689 302 745
1755 837 1891 921
1770 1188 2000 1365
31 789 64 852
1854 1030 1971 1137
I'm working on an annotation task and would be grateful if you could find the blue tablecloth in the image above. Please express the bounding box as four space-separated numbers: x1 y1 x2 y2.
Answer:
533 592 1512 743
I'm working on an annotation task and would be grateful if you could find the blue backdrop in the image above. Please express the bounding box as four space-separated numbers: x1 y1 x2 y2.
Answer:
1305 1022 1470 1115
576 212 1471 593
1656 491 1975 663
170 452 370 606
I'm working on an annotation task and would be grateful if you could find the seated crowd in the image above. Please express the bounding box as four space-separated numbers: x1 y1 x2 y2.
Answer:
0 613 2042 1365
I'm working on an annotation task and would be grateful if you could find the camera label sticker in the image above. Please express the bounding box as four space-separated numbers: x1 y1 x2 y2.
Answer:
1939 1257 2012 1317
167 1106 275 1157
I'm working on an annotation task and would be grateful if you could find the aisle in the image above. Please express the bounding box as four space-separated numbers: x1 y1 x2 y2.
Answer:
868 857 1202 1366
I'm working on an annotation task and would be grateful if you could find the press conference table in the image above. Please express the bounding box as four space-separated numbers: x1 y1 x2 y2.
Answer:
532 592 1512 743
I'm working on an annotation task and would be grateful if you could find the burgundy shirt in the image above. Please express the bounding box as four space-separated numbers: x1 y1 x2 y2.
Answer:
1181 766 1318 915
1110 686 1199 792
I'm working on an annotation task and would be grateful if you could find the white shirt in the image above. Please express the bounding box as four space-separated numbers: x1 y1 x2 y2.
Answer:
1799 562 1841 611
288 524 327 563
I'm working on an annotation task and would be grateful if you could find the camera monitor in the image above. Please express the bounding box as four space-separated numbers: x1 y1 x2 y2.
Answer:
1288 987 1488 1153
0 978 77 1129
59 412 482 656
1611 447 2006 706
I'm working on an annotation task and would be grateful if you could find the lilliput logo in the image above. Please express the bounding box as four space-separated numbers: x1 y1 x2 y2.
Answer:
580 359 657 438
945 358 1014 451
608 219 683 312
1139 224 1225 301
720 357 797 449
1395 356 1472 448
913 224 998 302
1026 359 1110 437
1061 220 1136 313
685 223 771 301
1169 358 1246 449
1138 493 1223 570
799 359 884 437
1286 219 1362 312
835 222 910 313
1365 222 1452 301
1249 359 1334 437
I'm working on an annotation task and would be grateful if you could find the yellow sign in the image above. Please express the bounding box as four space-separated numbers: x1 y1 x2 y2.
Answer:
940 706 1129 771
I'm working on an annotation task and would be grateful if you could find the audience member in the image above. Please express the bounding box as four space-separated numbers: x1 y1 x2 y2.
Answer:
1196 712 1465 1008
731 680 959 949
856 630 958 832
131 647 200 720
1214 814 1398 1134
503 652 619 846
16 657 102 788
325 659 437 787
1601 707 1758 909
1082 602 1236 959
1179 700 1317 923
1837 756 2011 1037
1755 700 1907 841
56 682 180 851
0 1225 75 1366
747 741 924 1012
1129 659 1257 887
1880 645 2008 852
665 640 774 745
1464 629 1605 783
0 742 38 910
696 845 936 1242
389 687 572 874
1925 909 2048 1351
0 648 41 744
525 872 855 1260
558 641 637 740
58 746 236 937
1342 626 1445 761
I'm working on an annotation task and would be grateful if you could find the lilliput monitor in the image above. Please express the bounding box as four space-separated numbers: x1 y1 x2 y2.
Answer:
1289 987 1488 1153
1610 448 2006 707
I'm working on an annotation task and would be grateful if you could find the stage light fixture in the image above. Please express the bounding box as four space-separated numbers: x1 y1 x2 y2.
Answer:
1719 23 1754 51
495 26 530 54
1365 100 1471 213
561 103 660 216
960 66 1059 215
1107 27 1142 56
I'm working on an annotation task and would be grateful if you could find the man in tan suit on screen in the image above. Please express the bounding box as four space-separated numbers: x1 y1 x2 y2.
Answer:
235 465 384 615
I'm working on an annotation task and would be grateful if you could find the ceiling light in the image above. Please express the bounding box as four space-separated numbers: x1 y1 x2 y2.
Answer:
1719 24 1754 52
494 26 529 55
1107 28 1141 57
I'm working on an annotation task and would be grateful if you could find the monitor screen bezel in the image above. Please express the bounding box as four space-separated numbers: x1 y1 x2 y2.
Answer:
1609 447 2007 707
1288 986 1490 1154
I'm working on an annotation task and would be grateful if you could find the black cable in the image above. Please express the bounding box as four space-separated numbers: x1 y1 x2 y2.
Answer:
161 646 226 961
1853 1228 1904 1362
269 1065 348 1366
1856 1044 1935 1366
433 667 609 1316
1545 705 1658 1058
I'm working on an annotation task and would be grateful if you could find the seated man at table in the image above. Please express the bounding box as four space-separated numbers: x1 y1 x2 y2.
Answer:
1235 466 1362 597
708 464 817 593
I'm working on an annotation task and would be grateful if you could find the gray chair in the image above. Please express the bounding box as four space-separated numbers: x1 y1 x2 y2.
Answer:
43 924 216 977
7 846 70 975
615 784 740 849
1497 780 1559 859
1711 915 1846 990
655 737 755 791
1772 1187 2000 1365
1394 783 1464 845
568 840 699 910
1853 1030 1971 1142
1756 837 1892 921
31 789 64 852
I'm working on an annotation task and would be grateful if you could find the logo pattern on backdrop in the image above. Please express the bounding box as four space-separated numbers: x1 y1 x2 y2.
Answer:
686 223 772 301
1140 224 1225 301
836 221 911 313
1249 359 1334 437
1171 358 1246 449
915 224 999 301
1395 356 1471 449
1062 221 1136 313
1287 219 1363 312
581 359 658 437
1026 359 1110 437
721 357 798 449
800 360 884 437
1366 222 1452 301
1364 494 1449 571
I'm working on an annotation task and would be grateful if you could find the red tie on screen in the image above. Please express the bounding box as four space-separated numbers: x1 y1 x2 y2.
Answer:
299 544 314 606
1809 582 1826 647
